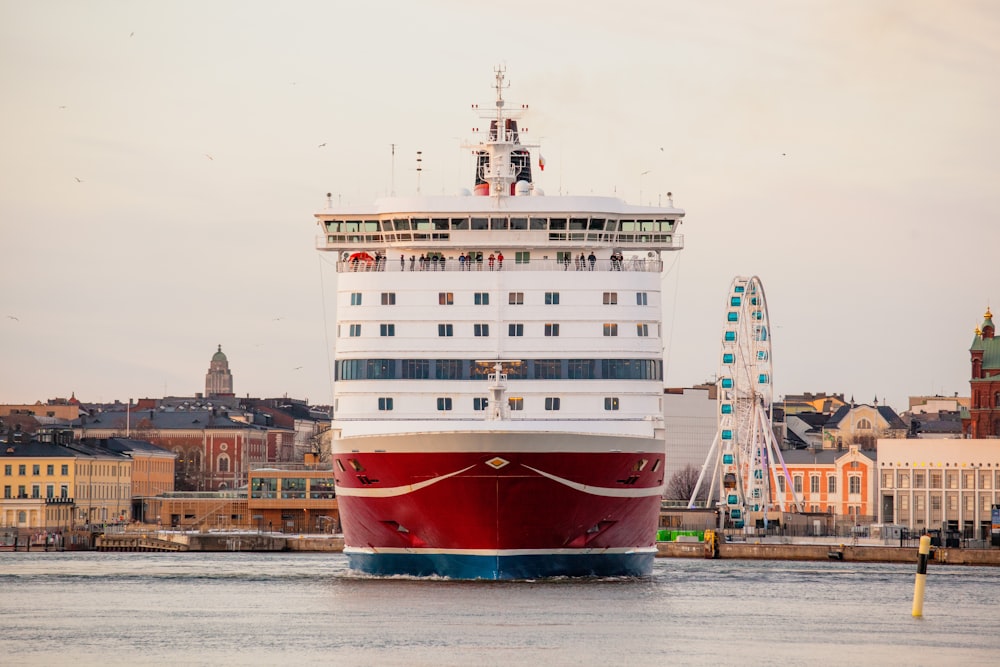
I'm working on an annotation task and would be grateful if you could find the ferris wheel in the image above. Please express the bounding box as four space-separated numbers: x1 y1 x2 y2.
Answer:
689 276 802 529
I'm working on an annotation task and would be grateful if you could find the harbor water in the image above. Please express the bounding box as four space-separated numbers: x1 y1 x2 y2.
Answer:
2 552 998 666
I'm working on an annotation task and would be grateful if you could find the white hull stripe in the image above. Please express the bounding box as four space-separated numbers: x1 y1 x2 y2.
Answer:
335 462 665 499
522 465 666 498
334 464 476 498
345 546 657 557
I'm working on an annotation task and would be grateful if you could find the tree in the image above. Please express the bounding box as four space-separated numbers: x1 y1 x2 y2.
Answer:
666 464 708 502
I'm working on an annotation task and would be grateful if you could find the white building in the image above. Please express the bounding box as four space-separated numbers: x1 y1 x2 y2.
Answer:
662 386 717 498
877 438 1000 538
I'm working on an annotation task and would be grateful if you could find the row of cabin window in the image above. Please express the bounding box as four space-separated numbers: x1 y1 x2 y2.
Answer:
377 397 622 411
344 323 655 337
336 358 663 381
352 292 649 306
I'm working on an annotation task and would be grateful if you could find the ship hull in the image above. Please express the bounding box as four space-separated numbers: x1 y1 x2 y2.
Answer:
333 436 664 579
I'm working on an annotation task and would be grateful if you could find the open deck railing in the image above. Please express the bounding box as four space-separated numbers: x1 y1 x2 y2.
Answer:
337 258 664 273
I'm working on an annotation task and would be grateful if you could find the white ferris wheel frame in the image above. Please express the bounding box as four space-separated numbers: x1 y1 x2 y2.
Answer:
689 275 803 527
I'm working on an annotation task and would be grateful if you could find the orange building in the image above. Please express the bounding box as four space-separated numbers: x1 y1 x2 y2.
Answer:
248 464 338 533
771 446 877 520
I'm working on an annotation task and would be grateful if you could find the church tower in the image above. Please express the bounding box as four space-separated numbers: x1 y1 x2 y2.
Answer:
967 308 1000 437
205 344 234 398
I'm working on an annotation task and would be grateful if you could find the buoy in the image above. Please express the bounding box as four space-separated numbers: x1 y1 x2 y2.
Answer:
912 535 931 617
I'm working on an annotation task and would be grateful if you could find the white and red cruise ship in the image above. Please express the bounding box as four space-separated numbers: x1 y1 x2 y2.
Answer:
315 68 685 579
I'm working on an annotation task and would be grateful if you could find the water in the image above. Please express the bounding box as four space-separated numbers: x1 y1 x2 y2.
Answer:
1 552 998 666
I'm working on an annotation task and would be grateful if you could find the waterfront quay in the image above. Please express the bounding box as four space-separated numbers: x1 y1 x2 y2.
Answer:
7 526 997 567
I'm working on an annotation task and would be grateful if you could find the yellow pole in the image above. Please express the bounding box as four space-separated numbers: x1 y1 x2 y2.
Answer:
912 535 931 617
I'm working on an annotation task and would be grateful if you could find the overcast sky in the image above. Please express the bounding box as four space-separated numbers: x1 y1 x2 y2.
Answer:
2 1 998 411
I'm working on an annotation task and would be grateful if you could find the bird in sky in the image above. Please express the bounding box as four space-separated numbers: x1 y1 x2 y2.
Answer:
318 143 326 148
74 177 82 183
6 315 19 321
293 366 303 370
204 154 213 161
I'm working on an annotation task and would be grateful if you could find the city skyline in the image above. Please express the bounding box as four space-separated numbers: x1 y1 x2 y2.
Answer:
2 2 998 408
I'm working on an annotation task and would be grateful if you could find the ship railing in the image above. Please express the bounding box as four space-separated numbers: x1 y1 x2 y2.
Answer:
336 258 665 273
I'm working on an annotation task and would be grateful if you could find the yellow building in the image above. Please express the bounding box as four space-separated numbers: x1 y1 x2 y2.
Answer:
1 432 133 529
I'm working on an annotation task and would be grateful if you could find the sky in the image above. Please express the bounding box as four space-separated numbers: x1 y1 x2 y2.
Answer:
2 1 998 411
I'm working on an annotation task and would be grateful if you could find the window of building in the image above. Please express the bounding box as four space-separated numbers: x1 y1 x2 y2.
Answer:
218 455 229 473
545 292 560 305
913 472 925 488
61 464 68 475
898 471 909 488
827 476 837 494
636 292 648 306
508 323 524 337
46 464 54 475
31 485 40 499
18 465 25 475
474 292 489 305
515 251 530 264
793 476 803 494
473 397 488 411
603 323 618 337
3 465 10 476
777 475 785 493
351 292 362 305
439 292 454 305
637 323 649 337
474 323 490 337
381 292 396 305
508 397 524 411
380 324 395 337
849 476 861 495
436 397 453 411
915 495 925 511
603 292 618 305
810 476 820 494
931 495 941 510
509 292 524 305
930 472 942 488
32 465 40 476
544 323 560 337
966 495 975 512
899 495 909 510
605 397 619 411
545 397 561 411
438 324 454 337
349 324 361 337
378 397 394 411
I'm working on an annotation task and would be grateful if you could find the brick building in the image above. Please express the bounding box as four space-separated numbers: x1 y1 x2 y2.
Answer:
965 307 1000 437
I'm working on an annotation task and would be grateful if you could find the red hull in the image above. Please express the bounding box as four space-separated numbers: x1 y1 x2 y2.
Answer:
334 450 663 553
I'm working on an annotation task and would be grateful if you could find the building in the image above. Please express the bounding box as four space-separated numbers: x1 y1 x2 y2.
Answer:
74 408 289 492
662 385 717 500
0 397 81 422
248 463 339 533
1 430 133 529
773 446 877 520
780 392 846 416
965 308 1000 438
205 344 234 398
823 400 907 449
877 438 1000 539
